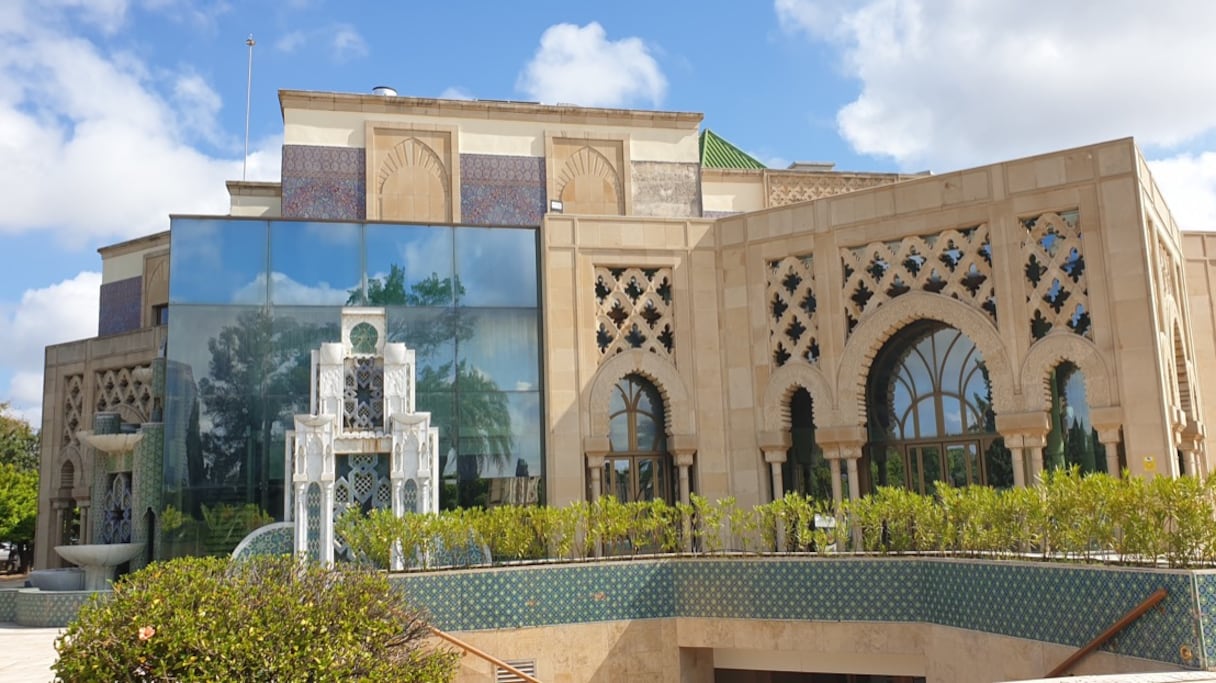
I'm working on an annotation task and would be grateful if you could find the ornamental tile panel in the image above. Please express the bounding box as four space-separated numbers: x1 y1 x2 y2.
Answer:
460 154 546 226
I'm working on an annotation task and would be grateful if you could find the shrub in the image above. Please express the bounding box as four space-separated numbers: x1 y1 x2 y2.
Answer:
53 555 459 682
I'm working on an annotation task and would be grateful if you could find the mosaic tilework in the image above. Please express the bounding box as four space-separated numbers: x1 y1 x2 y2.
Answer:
631 161 702 218
923 560 1200 669
1193 571 1216 666
98 276 142 336
281 145 366 220
0 589 16 622
394 562 674 632
460 154 546 226
231 522 294 560
131 424 164 571
704 210 742 219
675 558 923 622
14 589 102 627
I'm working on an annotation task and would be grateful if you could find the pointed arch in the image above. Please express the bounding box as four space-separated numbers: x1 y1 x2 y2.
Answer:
376 137 451 222
57 445 83 494
589 349 692 438
556 145 624 214
836 291 1015 426
761 362 836 432
1020 332 1114 411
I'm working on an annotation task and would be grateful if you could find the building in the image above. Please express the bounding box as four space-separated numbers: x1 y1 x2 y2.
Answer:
29 88 1216 681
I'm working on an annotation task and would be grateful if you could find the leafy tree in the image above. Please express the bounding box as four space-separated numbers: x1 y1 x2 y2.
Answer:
351 267 514 507
0 402 38 471
194 310 332 515
0 404 38 570
0 463 37 572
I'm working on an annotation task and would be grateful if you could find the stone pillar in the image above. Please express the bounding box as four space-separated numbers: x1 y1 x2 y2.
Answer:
77 502 91 545
1003 434 1027 488
828 458 843 508
675 452 695 505
583 436 610 502
670 434 698 506
1026 435 1046 484
321 482 335 566
1180 420 1205 480
758 431 793 502
52 500 68 550
294 482 308 558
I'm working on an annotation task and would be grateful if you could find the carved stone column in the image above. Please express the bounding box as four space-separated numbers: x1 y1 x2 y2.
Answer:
320 482 336 566
77 501 91 545
583 436 610 502
1025 434 1046 484
294 482 308 557
1003 434 1027 488
828 458 843 508
758 431 793 503
670 434 698 505
1180 419 1205 480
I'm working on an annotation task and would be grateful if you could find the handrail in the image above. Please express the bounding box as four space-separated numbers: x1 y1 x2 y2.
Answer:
429 626 543 683
1045 587 1167 678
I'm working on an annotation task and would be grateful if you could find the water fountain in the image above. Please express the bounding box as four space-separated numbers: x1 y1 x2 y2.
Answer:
53 543 145 591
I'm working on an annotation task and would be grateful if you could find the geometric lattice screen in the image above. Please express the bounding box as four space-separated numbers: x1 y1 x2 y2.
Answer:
343 357 384 431
100 472 133 544
841 224 996 334
594 266 674 362
1022 210 1091 340
334 454 392 515
62 374 84 447
767 254 819 366
94 366 154 422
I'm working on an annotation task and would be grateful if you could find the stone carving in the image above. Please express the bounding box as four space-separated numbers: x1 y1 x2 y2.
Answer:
836 292 1015 425
587 348 695 441
842 224 995 336
62 374 84 447
767 254 819 366
1019 333 1114 411
767 172 898 207
760 363 838 433
594 266 674 362
631 161 701 217
100 472 132 544
94 366 154 424
343 358 384 431
1022 210 1091 340
556 145 624 215
375 137 451 220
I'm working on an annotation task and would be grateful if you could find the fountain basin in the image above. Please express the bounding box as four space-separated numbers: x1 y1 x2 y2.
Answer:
55 543 144 591
28 567 85 591
76 431 144 454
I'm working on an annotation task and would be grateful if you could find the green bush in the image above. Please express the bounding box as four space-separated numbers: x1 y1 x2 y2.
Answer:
53 555 459 682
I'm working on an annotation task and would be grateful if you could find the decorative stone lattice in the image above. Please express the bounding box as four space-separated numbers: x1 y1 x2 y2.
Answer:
767 255 820 366
1156 234 1182 324
100 472 132 544
334 454 392 514
62 374 84 447
94 367 154 422
594 267 674 362
343 358 384 431
767 173 897 207
842 225 995 334
1022 210 1091 340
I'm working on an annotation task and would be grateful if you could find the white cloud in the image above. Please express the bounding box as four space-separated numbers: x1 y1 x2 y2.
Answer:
517 22 666 108
0 271 102 426
0 7 280 247
274 23 369 62
331 24 368 61
775 0 1216 230
1149 153 1216 231
439 86 474 101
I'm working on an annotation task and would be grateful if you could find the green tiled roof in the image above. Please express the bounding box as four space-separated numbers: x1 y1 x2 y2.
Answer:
700 129 766 170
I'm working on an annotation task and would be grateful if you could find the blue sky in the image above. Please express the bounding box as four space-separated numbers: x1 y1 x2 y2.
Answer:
2 0 1216 425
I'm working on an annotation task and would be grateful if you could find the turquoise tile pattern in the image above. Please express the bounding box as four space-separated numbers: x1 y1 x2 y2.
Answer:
0 589 16 621
396 558 1209 669
1194 571 1216 666
14 589 102 628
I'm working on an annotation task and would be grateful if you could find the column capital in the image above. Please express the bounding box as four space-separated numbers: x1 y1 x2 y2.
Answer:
669 433 698 454
762 448 787 465
586 454 606 470
757 430 791 452
995 410 1049 438
583 435 611 458
819 441 865 460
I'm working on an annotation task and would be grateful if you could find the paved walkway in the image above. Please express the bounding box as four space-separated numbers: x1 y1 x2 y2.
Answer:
0 573 60 683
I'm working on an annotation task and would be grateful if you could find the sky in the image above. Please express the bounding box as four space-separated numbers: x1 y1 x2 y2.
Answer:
2 0 1216 427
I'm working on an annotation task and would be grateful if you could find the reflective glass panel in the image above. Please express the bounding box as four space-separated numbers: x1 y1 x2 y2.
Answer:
455 226 538 307
364 224 454 305
456 309 540 390
270 222 361 305
170 218 268 304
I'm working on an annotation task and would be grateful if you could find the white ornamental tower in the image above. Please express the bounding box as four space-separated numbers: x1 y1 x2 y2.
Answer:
286 308 439 566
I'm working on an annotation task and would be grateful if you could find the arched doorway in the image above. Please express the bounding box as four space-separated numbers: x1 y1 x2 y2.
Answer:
783 388 832 501
864 321 1011 494
604 374 671 502
1045 361 1107 473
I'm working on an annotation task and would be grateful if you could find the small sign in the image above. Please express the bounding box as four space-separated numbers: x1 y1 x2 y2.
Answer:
1143 456 1156 472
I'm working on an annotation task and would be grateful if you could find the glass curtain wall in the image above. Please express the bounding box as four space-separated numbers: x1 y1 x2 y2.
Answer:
164 218 542 556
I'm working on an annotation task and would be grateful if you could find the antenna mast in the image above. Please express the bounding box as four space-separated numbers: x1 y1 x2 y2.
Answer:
243 34 255 181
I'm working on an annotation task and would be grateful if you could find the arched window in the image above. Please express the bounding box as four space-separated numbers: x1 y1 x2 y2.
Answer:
604 374 671 502
784 388 831 501
1045 361 1106 474
865 321 1011 494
